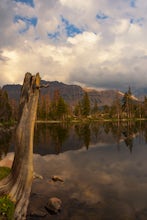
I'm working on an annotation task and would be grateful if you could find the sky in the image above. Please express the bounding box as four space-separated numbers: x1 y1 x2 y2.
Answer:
0 0 147 91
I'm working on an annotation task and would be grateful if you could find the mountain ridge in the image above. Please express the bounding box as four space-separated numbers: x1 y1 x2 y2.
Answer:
2 80 139 107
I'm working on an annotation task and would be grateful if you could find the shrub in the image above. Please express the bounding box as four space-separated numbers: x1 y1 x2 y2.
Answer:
0 167 11 180
0 196 14 220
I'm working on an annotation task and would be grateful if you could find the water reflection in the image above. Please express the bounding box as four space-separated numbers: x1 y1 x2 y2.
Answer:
33 121 146 155
75 123 91 149
0 121 146 157
1 122 147 219
29 126 147 219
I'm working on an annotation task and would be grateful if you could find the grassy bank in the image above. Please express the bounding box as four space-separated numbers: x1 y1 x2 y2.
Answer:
0 167 14 220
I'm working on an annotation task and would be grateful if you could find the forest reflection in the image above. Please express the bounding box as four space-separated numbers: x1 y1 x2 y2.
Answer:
1 121 147 158
33 121 147 155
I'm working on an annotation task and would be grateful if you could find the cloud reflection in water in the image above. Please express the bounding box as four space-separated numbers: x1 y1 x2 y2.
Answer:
29 136 147 219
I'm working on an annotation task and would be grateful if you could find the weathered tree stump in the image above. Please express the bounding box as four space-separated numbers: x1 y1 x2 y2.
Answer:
0 72 41 219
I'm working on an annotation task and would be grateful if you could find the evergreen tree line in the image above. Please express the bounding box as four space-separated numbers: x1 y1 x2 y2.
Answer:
0 89 12 123
36 87 147 121
1 87 147 122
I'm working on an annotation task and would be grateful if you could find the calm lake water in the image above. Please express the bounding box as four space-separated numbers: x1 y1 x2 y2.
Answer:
1 121 147 219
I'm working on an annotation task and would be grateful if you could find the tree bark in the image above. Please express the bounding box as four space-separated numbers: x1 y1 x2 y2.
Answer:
0 72 41 219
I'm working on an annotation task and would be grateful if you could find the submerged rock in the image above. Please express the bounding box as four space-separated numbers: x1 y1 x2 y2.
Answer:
51 175 64 182
45 197 62 214
33 172 43 179
136 207 147 220
29 208 47 217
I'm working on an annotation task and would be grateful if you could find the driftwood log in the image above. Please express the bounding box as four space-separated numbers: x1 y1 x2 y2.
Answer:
0 72 41 219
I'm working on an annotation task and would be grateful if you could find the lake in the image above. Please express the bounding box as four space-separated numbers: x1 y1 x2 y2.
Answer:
1 121 147 219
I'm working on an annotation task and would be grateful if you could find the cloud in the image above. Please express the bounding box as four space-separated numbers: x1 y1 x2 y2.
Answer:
0 0 147 91
96 11 109 20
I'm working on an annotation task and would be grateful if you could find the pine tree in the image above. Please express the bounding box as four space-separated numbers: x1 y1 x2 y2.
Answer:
74 101 82 117
48 90 60 120
110 94 122 119
81 92 90 117
37 94 50 120
56 96 68 120
49 90 68 120
122 87 133 118
142 96 147 118
91 100 99 115
0 89 12 122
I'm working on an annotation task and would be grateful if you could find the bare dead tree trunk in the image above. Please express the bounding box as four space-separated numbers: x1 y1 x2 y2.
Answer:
0 72 41 219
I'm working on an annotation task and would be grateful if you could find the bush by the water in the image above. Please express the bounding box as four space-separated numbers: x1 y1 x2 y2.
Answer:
0 196 14 220
0 167 11 180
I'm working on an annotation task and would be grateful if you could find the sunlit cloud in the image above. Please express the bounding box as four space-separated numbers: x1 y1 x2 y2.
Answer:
0 0 147 91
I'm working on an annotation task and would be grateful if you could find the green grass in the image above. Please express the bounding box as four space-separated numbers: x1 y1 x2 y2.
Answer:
0 167 11 181
0 196 15 220
0 168 14 219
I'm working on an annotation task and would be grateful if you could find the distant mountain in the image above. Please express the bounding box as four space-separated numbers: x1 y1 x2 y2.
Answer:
132 87 147 101
83 88 123 106
2 84 21 101
2 80 128 107
40 80 84 106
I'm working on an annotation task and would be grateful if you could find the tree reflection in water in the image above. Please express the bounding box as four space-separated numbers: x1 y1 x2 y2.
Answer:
1 121 147 219
49 123 69 154
1 120 147 156
33 120 147 155
75 123 91 149
28 120 147 220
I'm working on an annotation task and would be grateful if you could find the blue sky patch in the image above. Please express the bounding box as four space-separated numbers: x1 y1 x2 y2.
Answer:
47 16 84 40
96 11 109 20
48 31 60 40
61 16 83 37
130 0 136 8
14 15 37 33
48 25 60 40
130 17 144 26
14 0 34 7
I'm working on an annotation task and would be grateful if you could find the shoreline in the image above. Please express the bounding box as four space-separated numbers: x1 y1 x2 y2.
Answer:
36 118 147 124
